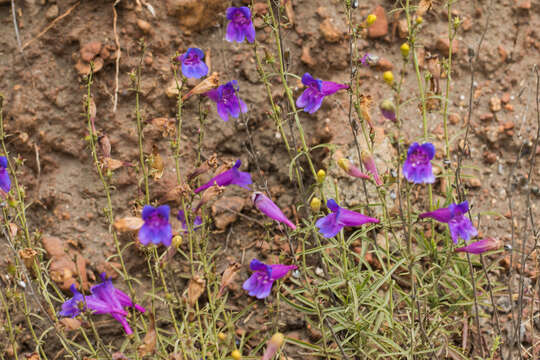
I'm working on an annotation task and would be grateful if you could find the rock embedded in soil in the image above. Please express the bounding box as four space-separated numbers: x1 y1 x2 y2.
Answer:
489 96 502 112
319 18 343 43
80 41 102 62
435 37 459 57
367 6 388 39
166 0 229 32
212 196 246 230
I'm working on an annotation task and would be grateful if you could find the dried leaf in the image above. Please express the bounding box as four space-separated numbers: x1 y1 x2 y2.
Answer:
182 72 219 100
59 317 82 331
150 146 164 180
114 217 144 232
102 157 125 171
19 248 37 271
359 94 374 128
138 314 157 357
8 222 18 238
219 262 241 296
98 135 111 158
283 0 294 25
112 352 129 360
194 184 224 212
187 275 206 307
25 353 40 360
150 117 176 137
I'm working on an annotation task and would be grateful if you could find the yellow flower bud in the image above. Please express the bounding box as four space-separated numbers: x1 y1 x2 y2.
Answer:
269 332 285 347
172 235 183 248
316 169 326 183
231 350 242 360
310 197 321 212
337 158 350 173
416 16 423 24
366 14 377 26
217 332 227 341
383 71 394 85
400 43 410 58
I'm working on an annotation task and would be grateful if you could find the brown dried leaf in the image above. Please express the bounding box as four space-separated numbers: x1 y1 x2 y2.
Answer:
98 135 111 158
24 353 40 360
359 94 374 128
187 275 206 307
182 72 219 100
150 117 176 137
150 146 164 180
114 217 144 232
194 185 224 212
138 314 157 357
76 254 89 291
219 262 241 296
19 248 37 271
283 0 294 25
8 222 18 238
59 317 82 331
102 157 125 171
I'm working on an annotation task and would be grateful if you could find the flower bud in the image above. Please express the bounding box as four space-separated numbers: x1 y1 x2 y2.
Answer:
262 332 285 360
416 16 423 24
231 350 242 360
310 197 321 212
400 43 410 58
337 158 350 173
361 151 383 186
316 169 326 183
218 332 227 341
172 235 183 248
383 71 394 85
366 14 377 26
379 99 396 122
338 158 370 180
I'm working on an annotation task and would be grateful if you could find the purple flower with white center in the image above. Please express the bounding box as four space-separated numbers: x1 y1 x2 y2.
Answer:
194 159 252 193
205 80 248 122
419 201 478 244
403 142 435 184
252 192 296 230
176 48 208 79
58 284 86 317
0 156 11 193
455 237 500 254
177 209 202 233
225 7 256 43
316 199 380 238
138 205 173 247
242 259 297 299
296 73 349 114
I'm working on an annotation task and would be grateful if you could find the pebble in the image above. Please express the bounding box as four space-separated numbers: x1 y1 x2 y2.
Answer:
375 57 393 71
483 151 497 164
319 18 343 43
435 37 459 57
480 113 494 122
448 113 460 125
496 296 512 313
367 6 388 39
137 19 152 33
46 4 59 20
489 96 502 112
80 41 102 62
301 46 316 67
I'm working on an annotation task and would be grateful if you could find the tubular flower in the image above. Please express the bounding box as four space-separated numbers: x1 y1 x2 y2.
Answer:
455 237 501 254
176 48 208 79
242 259 297 299
138 205 173 247
58 284 87 317
225 7 255 43
338 158 370 180
403 142 435 184
360 151 383 186
0 156 11 193
419 201 478 244
252 192 296 230
316 199 379 238
296 73 348 114
205 80 248 122
177 210 203 233
194 160 252 193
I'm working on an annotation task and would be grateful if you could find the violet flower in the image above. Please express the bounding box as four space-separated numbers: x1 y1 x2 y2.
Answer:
58 284 87 317
138 205 173 247
419 201 478 244
316 199 379 238
177 209 202 233
252 192 296 230
177 48 208 79
296 73 349 114
242 259 297 299
194 160 252 193
455 237 500 254
337 158 370 180
225 7 256 43
205 80 248 122
0 156 11 193
361 151 383 186
403 142 435 184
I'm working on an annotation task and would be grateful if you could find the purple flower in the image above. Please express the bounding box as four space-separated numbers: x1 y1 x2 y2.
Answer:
242 259 297 299
419 201 478 244
177 209 202 233
58 284 86 317
403 142 435 184
338 158 370 180
194 160 252 193
361 151 383 186
455 237 500 254
206 80 248 122
316 199 380 238
252 192 296 230
0 156 11 193
225 7 256 43
296 73 349 114
177 48 208 79
138 205 173 247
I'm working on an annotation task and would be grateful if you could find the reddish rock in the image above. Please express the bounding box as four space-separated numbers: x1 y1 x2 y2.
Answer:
212 196 246 230
319 18 343 43
501 92 511 104
367 6 388 39
480 113 494 122
489 96 502 112
375 57 393 71
252 2 268 15
462 17 472 31
448 113 460 125
483 151 497 164
397 19 408 39
80 42 102 62
42 236 66 257
435 37 459 57
301 46 316 67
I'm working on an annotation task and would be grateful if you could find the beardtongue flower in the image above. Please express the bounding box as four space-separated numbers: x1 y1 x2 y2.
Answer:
176 48 209 79
242 259 297 299
379 99 396 122
225 7 256 43
138 205 173 247
315 199 379 238
177 209 202 233
252 192 296 230
337 158 370 180
455 237 501 254
58 284 87 317
0 156 11 193
419 201 478 244
205 80 248 122
403 142 435 184
296 73 349 114
194 160 252 193
360 151 383 186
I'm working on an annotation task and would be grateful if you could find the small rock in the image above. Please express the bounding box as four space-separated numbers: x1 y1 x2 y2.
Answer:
252 2 268 15
319 18 342 43
42 236 66 257
480 113 494 122
137 19 152 33
462 17 472 31
301 46 316 67
212 196 246 230
501 92 511 104
375 57 393 71
483 151 497 164
367 6 388 39
489 96 501 112
166 0 228 32
502 121 514 130
397 19 408 38
496 296 512 314
435 37 459 57
448 113 460 125
80 41 102 62
517 0 531 10
316 6 330 18
467 177 482 188
46 4 59 20
497 46 507 63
